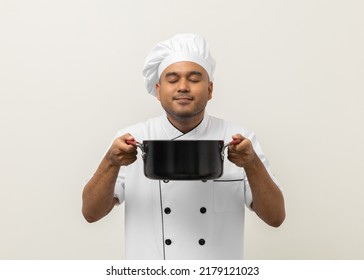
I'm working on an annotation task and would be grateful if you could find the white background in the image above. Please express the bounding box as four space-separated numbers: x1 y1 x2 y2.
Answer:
1 0 363 259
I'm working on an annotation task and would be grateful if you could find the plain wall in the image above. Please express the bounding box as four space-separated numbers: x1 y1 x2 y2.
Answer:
1 0 363 259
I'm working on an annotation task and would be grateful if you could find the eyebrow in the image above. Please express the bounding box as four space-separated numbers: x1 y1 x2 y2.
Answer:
164 70 203 78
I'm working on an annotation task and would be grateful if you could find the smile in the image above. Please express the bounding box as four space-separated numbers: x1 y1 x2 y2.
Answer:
173 95 193 101
174 97 193 104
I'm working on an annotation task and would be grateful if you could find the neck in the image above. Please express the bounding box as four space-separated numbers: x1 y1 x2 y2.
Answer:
166 111 205 134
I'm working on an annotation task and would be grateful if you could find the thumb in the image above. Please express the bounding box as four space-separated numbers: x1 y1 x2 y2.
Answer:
230 134 245 145
231 134 245 141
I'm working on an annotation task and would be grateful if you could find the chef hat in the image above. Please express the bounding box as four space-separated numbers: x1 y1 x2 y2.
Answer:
142 33 216 97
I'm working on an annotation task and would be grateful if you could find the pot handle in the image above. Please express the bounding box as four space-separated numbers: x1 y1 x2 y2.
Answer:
221 139 242 160
126 140 146 159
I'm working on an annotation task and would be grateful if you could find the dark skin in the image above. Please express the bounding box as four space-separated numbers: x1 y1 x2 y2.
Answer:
155 62 213 133
228 133 285 227
82 61 285 227
82 133 136 222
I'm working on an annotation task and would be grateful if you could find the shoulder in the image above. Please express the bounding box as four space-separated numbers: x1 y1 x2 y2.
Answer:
114 115 163 140
207 114 255 139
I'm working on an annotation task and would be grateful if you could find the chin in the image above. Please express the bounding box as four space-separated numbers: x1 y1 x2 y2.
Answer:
171 109 204 121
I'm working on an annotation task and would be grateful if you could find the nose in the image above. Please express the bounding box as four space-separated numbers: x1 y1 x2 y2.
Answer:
177 78 189 93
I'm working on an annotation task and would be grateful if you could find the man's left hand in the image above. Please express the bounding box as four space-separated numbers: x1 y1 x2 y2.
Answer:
227 134 258 168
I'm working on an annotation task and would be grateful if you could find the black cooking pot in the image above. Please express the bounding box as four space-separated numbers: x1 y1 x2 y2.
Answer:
127 139 240 180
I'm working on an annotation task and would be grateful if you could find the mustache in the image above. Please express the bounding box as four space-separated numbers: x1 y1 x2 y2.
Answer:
173 93 194 100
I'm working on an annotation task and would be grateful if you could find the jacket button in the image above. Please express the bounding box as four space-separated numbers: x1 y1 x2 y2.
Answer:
199 239 205 246
200 207 207 214
164 207 171 214
165 239 172 245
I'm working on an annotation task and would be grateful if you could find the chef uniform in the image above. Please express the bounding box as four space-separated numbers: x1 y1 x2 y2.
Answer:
113 113 280 259
112 34 281 259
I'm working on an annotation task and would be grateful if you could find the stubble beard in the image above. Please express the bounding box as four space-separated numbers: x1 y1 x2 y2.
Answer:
163 105 205 123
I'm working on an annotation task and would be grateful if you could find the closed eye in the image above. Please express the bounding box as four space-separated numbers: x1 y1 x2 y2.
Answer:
189 77 202 83
166 78 178 83
165 72 179 83
188 71 203 83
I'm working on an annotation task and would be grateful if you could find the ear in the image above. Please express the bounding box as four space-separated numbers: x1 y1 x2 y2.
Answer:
207 81 213 100
156 83 161 101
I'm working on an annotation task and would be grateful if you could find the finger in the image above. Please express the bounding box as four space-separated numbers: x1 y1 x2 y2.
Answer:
227 134 241 151
231 133 246 141
124 143 137 153
227 153 244 167
228 134 245 148
123 150 138 158
126 139 137 146
123 157 138 166
119 133 135 143
115 134 137 152
123 134 140 152
114 150 137 165
229 139 242 145
227 148 241 158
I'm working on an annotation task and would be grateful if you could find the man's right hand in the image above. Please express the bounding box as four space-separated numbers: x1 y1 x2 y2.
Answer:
106 133 138 167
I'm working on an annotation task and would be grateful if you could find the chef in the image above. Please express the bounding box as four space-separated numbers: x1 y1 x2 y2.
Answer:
82 34 285 260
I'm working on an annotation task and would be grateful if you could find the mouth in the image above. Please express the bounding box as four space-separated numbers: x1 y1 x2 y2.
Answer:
174 97 193 105
173 95 194 103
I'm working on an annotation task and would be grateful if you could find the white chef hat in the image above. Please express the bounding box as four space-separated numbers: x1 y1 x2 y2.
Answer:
142 33 216 97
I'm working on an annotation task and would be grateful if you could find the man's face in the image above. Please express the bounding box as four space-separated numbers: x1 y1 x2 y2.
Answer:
156 61 213 123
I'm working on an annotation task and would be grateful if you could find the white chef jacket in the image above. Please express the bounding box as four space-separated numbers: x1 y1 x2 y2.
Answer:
113 112 280 260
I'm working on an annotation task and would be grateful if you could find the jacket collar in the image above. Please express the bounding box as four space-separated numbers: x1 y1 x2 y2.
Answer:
162 112 210 140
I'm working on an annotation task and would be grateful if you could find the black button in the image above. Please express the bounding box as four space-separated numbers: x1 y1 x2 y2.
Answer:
199 239 205 245
163 180 169 183
165 239 172 245
200 207 207 214
164 207 171 214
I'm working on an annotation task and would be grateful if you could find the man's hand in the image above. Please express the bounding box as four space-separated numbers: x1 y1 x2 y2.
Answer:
227 134 257 168
227 133 286 227
106 133 138 167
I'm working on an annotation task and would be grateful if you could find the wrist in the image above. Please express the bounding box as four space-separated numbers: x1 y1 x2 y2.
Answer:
244 152 262 173
104 151 122 169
